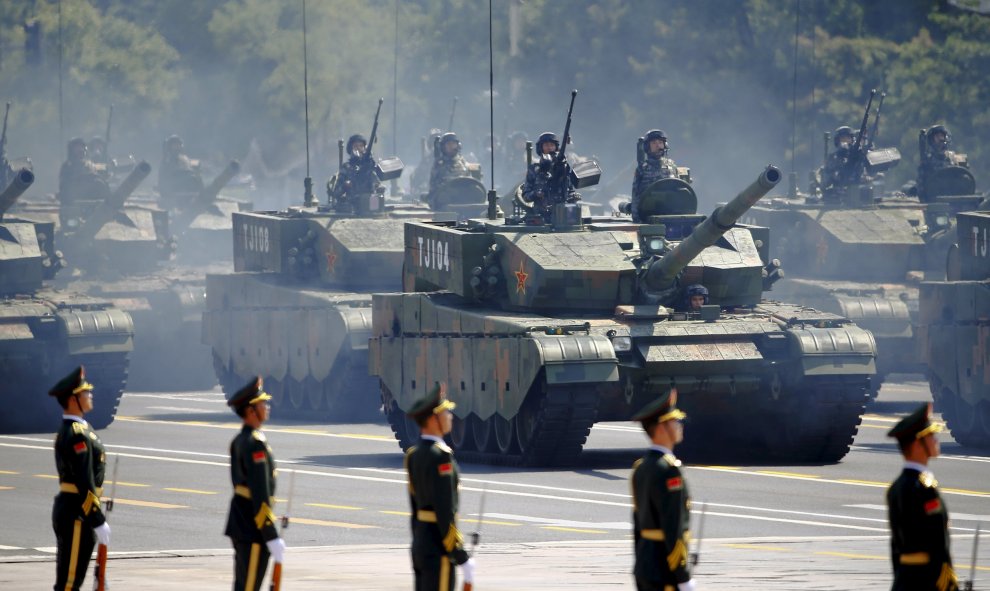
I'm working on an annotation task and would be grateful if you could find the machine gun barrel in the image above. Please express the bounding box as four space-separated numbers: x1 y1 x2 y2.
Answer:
197 160 240 203
367 97 384 160
1 102 9 163
867 92 885 149
645 166 781 292
108 160 151 210
0 168 35 216
555 90 577 167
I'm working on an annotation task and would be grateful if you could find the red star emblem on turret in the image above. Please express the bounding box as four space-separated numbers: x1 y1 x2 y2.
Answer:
515 261 529 295
325 247 338 274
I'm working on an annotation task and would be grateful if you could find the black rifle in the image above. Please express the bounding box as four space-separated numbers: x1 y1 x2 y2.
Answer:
546 90 577 202
839 89 876 185
448 96 458 133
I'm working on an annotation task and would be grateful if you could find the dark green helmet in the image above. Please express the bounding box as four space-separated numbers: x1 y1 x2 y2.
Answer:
833 126 854 147
644 129 669 156
439 132 461 154
926 125 951 148
536 131 559 153
346 134 368 156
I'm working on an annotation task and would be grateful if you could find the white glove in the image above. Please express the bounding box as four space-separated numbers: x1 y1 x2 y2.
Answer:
266 537 286 563
94 523 111 546
678 580 696 591
461 557 476 584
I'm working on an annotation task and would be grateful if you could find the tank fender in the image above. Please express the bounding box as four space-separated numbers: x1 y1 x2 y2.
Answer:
58 308 134 355
787 326 877 376
528 334 619 385
833 294 912 339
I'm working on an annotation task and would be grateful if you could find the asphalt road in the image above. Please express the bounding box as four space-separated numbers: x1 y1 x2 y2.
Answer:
1 376 987 589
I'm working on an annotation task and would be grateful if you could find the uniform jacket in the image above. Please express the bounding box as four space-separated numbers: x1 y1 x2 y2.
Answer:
53 417 107 528
887 467 958 591
331 156 381 202
405 437 469 565
225 425 278 543
58 159 110 204
631 448 692 587
521 155 577 218
429 154 471 193
632 156 680 200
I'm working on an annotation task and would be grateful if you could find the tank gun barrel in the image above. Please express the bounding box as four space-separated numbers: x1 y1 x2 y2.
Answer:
197 160 240 203
0 168 35 216
645 165 781 292
108 161 152 209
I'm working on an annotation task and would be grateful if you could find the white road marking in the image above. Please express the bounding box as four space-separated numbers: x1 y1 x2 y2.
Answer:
846 504 990 523
147 406 219 413
850 444 990 463
483 513 628 530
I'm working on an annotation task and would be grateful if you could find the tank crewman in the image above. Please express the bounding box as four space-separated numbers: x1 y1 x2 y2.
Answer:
820 125 870 197
521 131 579 221
49 366 111 591
683 284 709 312
405 382 475 591
631 129 690 223
630 388 694 591
886 403 958 591
58 137 111 204
917 125 965 202
224 377 285 591
88 136 107 165
429 132 472 194
158 134 204 201
330 133 382 207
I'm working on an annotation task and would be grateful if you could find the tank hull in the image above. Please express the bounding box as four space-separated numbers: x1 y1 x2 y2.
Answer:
370 292 876 466
202 272 380 421
0 292 133 432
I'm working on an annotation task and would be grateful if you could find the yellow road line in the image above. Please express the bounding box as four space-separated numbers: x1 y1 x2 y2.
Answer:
540 526 607 534
307 503 363 511
859 424 890 430
290 517 377 529
380 510 409 516
105 480 150 488
117 417 395 443
815 551 887 560
756 471 820 479
164 487 218 495
474 519 522 527
0 486 13 491
33 474 57 479
113 498 187 509
0 470 19 475
724 543 793 552
837 479 887 487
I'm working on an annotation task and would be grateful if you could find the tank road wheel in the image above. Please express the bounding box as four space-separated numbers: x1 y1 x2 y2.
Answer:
382 383 417 450
286 378 307 414
471 415 494 452
449 415 472 451
493 414 516 456
940 385 990 448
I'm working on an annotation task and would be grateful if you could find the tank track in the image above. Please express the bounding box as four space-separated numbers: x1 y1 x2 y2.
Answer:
77 352 130 430
384 381 600 467
770 374 869 463
930 374 990 448
214 352 383 423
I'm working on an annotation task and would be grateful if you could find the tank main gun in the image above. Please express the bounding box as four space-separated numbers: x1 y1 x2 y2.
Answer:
643 165 781 295
107 161 152 210
0 168 35 218
197 160 240 204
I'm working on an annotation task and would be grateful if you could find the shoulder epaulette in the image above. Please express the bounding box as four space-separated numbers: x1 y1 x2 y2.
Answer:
919 472 938 488
433 440 453 455
251 430 267 442
71 422 86 435
663 453 681 467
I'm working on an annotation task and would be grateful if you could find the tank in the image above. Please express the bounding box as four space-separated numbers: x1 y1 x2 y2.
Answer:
0 169 134 432
13 162 218 390
918 210 990 447
370 166 878 466
202 176 457 420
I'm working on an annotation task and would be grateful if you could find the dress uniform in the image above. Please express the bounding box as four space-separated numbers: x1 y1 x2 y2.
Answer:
887 403 958 591
405 383 472 591
630 389 694 591
224 377 283 591
49 366 109 591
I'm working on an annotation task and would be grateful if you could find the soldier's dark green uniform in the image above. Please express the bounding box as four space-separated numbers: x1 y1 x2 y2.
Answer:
405 385 470 591
224 377 280 591
49 367 107 591
887 403 959 591
630 390 693 591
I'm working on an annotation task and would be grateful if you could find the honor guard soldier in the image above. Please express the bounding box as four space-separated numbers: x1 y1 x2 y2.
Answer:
887 403 959 591
405 383 475 591
630 388 695 591
49 366 110 591
224 377 285 591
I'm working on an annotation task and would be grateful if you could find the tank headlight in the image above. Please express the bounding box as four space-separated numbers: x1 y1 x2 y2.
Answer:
648 238 663 252
612 336 632 352
935 215 949 227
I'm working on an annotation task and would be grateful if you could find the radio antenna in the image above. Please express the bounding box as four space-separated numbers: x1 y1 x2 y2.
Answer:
302 0 316 206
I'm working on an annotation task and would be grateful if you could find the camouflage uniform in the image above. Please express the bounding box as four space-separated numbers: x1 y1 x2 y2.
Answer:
917 127 964 203
429 154 472 194
521 156 577 222
159 153 204 198
58 140 111 205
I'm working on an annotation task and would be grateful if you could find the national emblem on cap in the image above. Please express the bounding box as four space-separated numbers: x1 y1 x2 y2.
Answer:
48 366 93 398
887 402 943 443
407 381 457 420
227 376 272 411
632 387 686 425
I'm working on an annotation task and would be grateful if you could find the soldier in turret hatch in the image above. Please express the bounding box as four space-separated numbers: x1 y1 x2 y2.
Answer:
631 129 690 223
58 137 111 205
429 132 472 194
158 134 204 201
820 126 872 199
521 131 579 221
683 284 709 312
329 133 381 208
917 125 966 203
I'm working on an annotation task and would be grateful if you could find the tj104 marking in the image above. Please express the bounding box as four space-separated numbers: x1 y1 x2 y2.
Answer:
416 236 451 272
